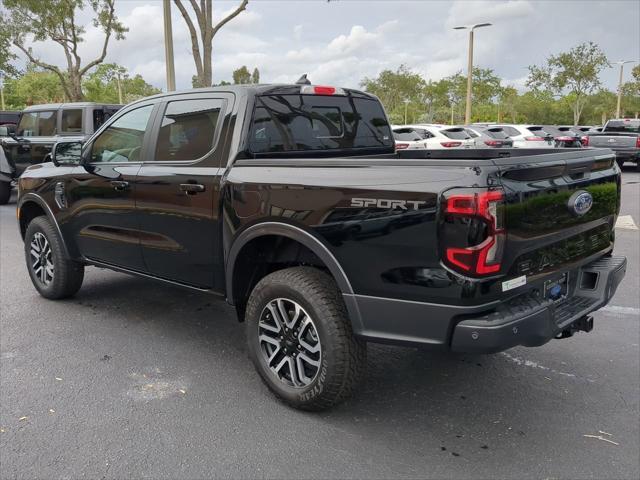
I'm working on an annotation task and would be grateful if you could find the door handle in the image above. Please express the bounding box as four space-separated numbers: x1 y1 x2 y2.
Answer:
179 183 205 195
110 180 129 191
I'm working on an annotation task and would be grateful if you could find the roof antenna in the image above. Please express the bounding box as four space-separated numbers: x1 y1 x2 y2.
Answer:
296 74 311 85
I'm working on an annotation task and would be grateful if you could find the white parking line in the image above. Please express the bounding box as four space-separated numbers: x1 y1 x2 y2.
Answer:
500 352 577 378
599 305 640 317
615 215 638 231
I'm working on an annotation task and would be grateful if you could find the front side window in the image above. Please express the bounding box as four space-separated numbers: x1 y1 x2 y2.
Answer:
249 94 393 154
61 109 83 132
90 105 154 163
154 98 223 161
17 111 56 136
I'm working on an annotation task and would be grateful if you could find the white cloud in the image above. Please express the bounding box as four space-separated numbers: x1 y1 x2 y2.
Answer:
8 0 638 94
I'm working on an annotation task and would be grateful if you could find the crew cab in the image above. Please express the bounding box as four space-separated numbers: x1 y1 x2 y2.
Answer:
584 118 640 170
16 84 627 410
0 102 122 204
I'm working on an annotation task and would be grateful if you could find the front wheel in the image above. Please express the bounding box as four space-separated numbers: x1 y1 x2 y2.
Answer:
24 216 84 299
245 267 366 411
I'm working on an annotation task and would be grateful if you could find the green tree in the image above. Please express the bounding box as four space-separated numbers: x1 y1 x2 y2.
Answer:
232 66 252 84
83 64 160 104
4 0 127 102
2 66 66 109
0 13 19 78
621 64 640 118
360 65 427 123
174 0 248 87
527 42 609 125
251 67 260 84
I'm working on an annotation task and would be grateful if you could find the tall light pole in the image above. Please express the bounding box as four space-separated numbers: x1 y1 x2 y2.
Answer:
613 60 634 118
403 98 410 124
163 0 176 92
453 23 492 124
0 74 5 110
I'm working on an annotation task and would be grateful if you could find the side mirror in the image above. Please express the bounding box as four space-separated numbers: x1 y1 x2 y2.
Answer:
52 141 83 166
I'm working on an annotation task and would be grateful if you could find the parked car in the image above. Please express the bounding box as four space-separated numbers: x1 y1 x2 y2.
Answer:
404 124 476 149
16 83 626 410
584 118 640 170
542 126 583 148
464 125 514 148
0 102 122 204
494 125 555 148
391 126 428 150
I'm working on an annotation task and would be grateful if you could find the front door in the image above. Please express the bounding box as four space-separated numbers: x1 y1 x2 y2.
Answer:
135 95 229 289
62 103 157 270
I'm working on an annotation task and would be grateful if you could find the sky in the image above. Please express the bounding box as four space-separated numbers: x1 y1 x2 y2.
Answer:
11 0 640 92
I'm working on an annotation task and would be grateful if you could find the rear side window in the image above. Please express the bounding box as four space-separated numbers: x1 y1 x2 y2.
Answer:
604 120 640 133
485 128 509 139
441 128 470 140
17 110 56 136
502 126 521 137
61 109 83 132
249 94 393 154
155 99 224 161
393 128 422 141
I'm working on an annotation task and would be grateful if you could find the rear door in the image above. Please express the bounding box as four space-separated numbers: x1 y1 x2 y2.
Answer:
134 93 231 289
496 150 619 279
10 110 58 174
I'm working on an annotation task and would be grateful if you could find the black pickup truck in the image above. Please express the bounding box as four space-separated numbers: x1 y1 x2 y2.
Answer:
16 84 627 410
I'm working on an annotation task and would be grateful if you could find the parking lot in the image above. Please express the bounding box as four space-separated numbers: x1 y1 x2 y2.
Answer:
1 168 638 479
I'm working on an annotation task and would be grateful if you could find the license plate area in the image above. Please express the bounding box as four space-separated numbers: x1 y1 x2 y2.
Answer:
544 272 569 302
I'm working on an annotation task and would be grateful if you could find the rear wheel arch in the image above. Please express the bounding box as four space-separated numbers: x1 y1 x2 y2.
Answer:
226 222 355 320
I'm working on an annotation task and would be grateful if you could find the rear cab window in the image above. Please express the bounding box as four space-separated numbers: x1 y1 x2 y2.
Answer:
604 119 640 133
248 92 393 156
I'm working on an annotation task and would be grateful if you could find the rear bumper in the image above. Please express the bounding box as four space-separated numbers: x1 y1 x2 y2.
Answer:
612 149 640 161
346 256 627 353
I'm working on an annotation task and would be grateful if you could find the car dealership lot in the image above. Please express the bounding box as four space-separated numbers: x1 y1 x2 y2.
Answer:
1 170 638 480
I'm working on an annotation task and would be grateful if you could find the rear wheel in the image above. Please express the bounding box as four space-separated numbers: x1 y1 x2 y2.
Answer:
245 267 366 411
0 181 11 205
24 216 84 299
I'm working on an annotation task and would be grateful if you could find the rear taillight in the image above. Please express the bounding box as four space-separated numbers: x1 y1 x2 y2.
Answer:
442 190 505 276
636 136 640 148
484 140 502 147
395 142 410 150
581 135 590 147
440 141 462 148
524 136 545 141
556 136 574 141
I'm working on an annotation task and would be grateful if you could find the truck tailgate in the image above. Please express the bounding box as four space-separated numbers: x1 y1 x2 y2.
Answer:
588 133 637 148
495 149 619 279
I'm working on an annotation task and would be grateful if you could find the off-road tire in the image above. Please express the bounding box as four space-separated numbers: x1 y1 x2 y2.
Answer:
0 181 11 205
24 216 84 299
246 267 367 411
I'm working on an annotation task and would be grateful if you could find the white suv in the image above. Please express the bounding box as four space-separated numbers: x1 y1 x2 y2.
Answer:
494 125 555 148
403 124 476 149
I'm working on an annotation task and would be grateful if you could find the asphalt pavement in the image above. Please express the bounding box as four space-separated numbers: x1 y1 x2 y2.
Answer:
1 168 639 479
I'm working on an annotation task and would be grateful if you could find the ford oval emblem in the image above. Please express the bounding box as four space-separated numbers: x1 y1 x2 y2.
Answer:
568 190 593 216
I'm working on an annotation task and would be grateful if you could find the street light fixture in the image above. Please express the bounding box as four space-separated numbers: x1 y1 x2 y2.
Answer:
453 22 492 124
613 60 635 118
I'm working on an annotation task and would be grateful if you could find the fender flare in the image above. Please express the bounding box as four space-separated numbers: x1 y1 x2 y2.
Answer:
18 193 71 258
225 221 354 305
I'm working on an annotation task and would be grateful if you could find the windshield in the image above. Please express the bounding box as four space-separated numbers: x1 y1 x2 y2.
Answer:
249 94 393 155
604 120 640 133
